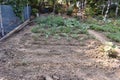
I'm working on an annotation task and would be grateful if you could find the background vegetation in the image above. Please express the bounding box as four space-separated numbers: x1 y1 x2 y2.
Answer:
0 0 120 42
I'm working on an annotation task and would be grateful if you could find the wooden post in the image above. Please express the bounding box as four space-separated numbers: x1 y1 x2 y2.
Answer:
0 5 5 37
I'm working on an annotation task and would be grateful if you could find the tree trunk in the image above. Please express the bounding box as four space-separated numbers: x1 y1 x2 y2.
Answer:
115 1 119 17
52 0 56 14
103 0 111 21
102 4 105 15
53 2 56 14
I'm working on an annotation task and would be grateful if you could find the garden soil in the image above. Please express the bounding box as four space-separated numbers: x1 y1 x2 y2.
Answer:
0 23 120 80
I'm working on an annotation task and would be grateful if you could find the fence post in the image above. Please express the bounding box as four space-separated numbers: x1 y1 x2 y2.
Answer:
0 5 4 37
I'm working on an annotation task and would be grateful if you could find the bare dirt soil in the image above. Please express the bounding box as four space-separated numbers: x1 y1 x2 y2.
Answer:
0 24 120 80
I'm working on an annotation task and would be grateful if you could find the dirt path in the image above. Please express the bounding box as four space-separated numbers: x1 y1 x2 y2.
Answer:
88 30 110 44
0 24 120 80
88 30 120 46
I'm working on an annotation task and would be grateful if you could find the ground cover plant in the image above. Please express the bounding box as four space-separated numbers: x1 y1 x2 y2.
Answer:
107 32 120 42
87 18 120 42
31 15 88 39
31 15 120 42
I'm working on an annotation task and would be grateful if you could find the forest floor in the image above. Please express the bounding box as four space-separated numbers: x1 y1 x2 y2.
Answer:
0 22 120 80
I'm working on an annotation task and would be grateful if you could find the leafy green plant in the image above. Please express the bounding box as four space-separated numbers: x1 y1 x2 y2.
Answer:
34 15 64 28
31 15 88 39
31 8 39 16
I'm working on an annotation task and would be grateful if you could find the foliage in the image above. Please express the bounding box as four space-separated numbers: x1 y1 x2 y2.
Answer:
90 24 120 33
55 3 66 14
32 15 88 39
11 0 29 20
88 17 120 42
0 0 30 20
66 6 73 16
31 8 39 16
107 32 120 42
1 0 120 19
86 0 104 15
35 15 64 27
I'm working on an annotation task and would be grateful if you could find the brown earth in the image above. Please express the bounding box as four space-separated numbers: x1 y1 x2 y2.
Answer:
0 23 120 80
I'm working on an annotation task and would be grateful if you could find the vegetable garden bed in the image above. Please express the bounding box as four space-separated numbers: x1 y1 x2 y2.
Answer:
0 15 120 80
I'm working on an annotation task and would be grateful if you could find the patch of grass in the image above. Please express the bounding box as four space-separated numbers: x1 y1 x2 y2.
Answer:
31 33 40 41
107 32 120 42
31 25 41 33
86 18 120 42
31 15 88 39
90 24 120 33
112 19 120 27
34 15 64 28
